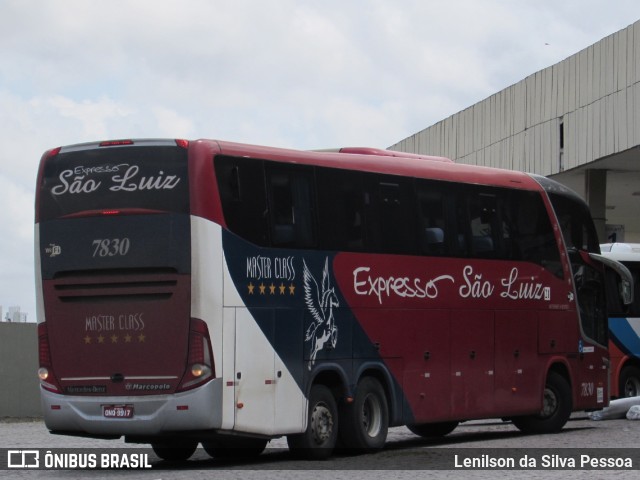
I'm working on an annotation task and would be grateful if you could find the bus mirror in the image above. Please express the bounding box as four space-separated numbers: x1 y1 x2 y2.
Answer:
589 253 634 305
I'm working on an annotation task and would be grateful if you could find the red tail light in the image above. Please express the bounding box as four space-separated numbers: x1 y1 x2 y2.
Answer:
38 323 62 393
175 139 189 149
177 318 214 392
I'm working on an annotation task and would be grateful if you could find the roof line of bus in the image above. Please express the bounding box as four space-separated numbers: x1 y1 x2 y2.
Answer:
204 139 541 191
50 137 541 192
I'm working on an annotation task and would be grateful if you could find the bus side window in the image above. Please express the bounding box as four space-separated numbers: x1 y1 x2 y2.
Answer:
416 181 448 256
511 192 564 278
265 165 316 248
470 193 499 257
317 168 365 252
509 191 563 278
370 177 417 255
215 156 269 246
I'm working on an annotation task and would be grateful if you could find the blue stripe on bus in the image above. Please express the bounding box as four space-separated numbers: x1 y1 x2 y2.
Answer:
609 317 640 356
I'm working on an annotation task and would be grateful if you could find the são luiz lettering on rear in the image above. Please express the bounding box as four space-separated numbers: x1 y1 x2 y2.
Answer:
35 139 631 461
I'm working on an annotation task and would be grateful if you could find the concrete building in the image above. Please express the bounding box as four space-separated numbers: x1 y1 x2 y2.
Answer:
3 306 27 323
390 19 640 243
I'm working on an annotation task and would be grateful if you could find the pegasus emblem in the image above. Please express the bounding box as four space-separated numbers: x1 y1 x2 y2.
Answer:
303 258 339 370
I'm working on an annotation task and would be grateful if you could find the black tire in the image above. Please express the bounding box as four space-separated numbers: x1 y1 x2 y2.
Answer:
151 440 198 461
619 365 640 398
511 371 572 434
287 384 338 460
339 376 389 453
202 437 267 459
408 421 458 438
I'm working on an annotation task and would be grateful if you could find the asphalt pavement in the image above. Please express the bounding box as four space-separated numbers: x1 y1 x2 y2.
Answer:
0 415 638 479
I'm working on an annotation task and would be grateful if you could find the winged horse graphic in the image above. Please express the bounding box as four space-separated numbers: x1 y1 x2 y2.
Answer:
303 258 339 370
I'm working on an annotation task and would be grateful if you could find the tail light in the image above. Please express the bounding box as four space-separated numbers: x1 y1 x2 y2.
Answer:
177 318 215 392
38 322 62 393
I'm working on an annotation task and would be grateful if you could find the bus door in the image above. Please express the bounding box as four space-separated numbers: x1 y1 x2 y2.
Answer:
234 307 276 435
233 307 306 435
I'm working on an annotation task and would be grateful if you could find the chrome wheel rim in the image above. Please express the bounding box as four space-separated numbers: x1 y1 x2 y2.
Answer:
362 393 382 437
310 402 333 446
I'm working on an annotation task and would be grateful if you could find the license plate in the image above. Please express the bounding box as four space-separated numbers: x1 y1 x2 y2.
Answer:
103 405 134 418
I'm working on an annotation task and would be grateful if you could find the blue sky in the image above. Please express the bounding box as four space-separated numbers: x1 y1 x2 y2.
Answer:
2 0 640 319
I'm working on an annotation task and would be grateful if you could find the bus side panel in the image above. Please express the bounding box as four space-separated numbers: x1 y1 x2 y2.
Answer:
494 310 539 414
450 310 495 418
399 309 451 423
194 218 307 436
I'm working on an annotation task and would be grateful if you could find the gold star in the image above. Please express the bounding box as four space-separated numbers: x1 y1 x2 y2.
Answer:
97 335 105 344
84 335 92 344
248 282 255 294
289 283 296 295
111 334 118 343
279 283 286 295
138 333 146 343
124 334 132 343
259 283 266 295
269 283 276 295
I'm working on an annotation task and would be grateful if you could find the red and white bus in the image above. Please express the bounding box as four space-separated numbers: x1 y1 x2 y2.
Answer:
35 139 631 460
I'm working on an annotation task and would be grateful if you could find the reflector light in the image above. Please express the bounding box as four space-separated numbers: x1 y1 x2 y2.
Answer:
177 405 189 411
99 140 134 147
51 405 61 410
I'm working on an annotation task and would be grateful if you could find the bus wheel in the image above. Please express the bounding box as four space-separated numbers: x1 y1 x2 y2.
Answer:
408 421 458 438
511 371 572 434
619 366 640 397
202 437 267 458
151 440 198 461
339 376 389 453
287 384 338 460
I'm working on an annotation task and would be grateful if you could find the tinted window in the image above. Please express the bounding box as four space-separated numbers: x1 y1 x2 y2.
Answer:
606 262 640 317
549 191 606 344
317 168 366 251
370 177 417 255
39 146 189 221
265 165 316 248
548 192 600 253
508 190 562 278
215 156 268 246
416 182 448 256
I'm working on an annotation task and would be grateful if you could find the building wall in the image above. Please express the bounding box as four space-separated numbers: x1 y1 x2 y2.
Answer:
390 20 640 176
0 323 41 417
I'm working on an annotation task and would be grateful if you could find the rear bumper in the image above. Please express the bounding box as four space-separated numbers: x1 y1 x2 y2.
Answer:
41 378 223 436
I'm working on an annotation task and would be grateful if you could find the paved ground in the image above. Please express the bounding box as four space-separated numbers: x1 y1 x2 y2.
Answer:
0 415 638 479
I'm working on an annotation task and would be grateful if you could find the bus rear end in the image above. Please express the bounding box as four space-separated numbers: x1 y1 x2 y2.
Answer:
35 139 216 438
